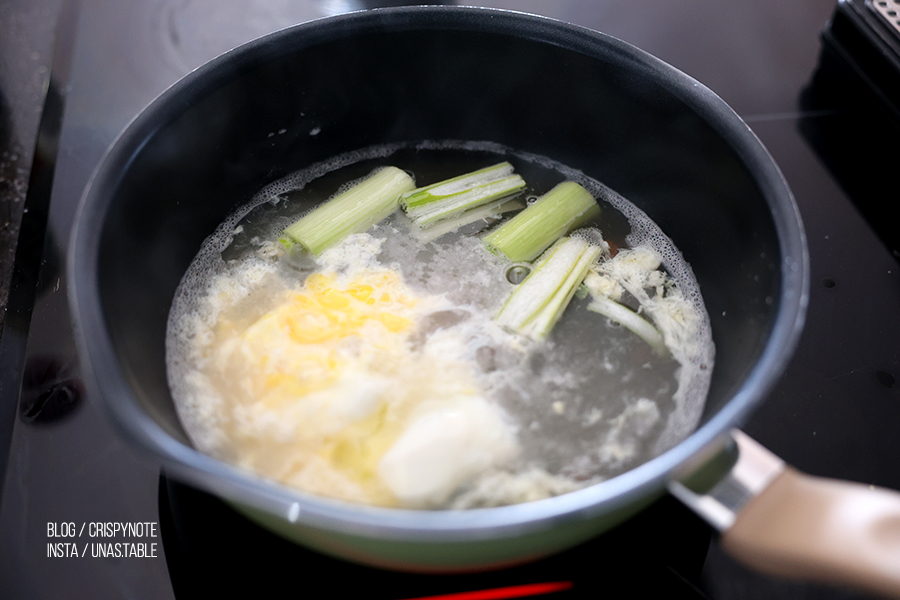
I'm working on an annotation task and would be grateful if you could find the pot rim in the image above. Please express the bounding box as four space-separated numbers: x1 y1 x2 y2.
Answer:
68 5 809 541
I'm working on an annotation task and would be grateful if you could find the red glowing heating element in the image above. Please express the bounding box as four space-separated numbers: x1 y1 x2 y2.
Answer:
398 581 574 600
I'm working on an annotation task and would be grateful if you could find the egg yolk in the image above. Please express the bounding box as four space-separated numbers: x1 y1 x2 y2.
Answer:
218 268 428 503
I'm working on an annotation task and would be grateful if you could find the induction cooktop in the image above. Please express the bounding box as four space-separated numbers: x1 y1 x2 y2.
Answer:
1 1 898 598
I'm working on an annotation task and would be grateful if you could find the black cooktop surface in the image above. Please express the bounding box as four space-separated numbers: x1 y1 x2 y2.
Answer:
1 1 898 598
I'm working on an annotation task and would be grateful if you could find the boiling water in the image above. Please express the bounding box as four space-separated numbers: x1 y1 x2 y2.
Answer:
167 141 714 509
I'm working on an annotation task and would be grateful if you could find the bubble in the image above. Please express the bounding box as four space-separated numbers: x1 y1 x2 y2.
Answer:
506 265 531 284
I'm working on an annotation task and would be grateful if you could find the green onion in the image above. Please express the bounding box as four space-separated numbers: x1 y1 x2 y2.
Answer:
495 236 602 340
483 181 600 263
412 197 525 244
401 162 526 227
281 166 415 254
587 296 667 354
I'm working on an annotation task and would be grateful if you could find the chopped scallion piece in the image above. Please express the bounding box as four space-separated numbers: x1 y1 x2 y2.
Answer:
401 162 526 227
281 166 414 254
587 295 667 355
483 181 600 263
412 197 525 244
495 236 602 340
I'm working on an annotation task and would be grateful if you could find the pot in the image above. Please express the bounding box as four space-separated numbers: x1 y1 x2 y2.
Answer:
67 6 900 596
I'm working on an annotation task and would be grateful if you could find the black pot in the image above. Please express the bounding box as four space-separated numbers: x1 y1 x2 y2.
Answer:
70 6 809 576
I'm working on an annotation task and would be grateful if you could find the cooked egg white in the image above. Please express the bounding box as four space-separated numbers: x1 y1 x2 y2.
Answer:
196 259 518 508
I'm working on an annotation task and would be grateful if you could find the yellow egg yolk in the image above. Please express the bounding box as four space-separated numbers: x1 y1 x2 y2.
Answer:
216 267 428 505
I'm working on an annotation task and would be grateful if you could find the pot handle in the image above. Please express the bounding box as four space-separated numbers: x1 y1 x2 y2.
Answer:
670 430 900 597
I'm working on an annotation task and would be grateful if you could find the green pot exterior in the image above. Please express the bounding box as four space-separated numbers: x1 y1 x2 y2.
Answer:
229 492 660 572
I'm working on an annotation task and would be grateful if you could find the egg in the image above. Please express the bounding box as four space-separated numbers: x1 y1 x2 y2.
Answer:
227 269 417 404
207 261 518 507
